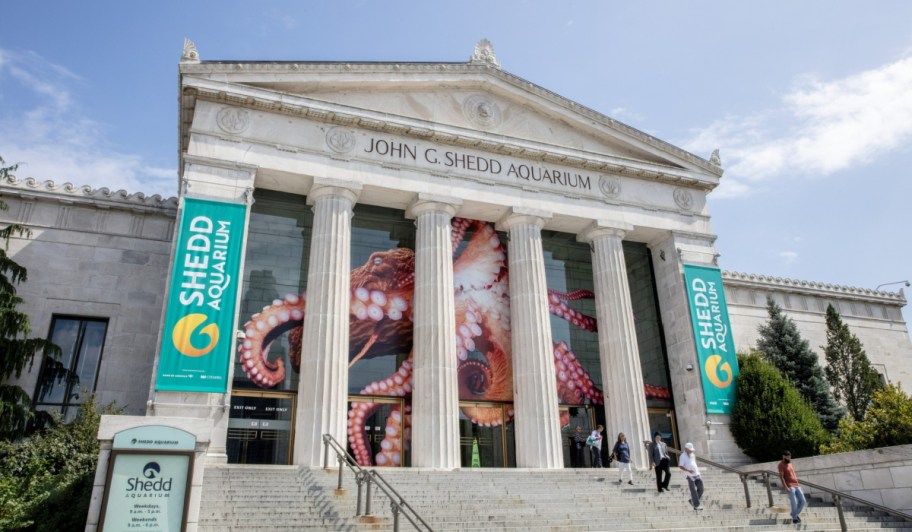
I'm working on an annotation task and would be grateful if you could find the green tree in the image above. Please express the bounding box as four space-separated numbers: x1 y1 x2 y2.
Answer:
730 354 830 461
0 156 60 440
821 383 912 454
823 304 883 421
0 396 118 531
755 297 844 430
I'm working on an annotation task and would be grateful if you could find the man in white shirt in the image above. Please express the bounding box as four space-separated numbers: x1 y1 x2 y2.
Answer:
678 442 704 510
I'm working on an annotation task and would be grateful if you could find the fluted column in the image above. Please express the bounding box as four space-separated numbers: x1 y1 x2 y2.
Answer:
294 179 360 467
406 195 461 469
580 221 652 469
496 208 563 469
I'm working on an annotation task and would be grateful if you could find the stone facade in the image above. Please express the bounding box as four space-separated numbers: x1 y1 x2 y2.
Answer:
1 42 910 483
0 177 176 414
724 272 911 391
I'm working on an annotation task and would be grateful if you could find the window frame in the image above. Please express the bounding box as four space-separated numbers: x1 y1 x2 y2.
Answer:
32 314 109 418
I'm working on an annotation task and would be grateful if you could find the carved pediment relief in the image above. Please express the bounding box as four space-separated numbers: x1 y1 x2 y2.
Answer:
181 62 721 182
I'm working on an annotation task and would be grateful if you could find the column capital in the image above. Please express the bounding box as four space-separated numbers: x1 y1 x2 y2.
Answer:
307 177 361 205
405 193 462 219
495 206 552 232
578 220 634 243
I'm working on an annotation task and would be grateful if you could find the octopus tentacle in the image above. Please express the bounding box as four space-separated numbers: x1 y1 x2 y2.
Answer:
347 358 414 466
548 289 597 332
238 293 305 388
553 341 603 406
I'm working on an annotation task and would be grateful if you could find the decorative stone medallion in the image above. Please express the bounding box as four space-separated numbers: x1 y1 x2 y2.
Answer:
598 176 621 199
673 187 694 211
325 127 356 154
216 108 250 134
462 95 502 129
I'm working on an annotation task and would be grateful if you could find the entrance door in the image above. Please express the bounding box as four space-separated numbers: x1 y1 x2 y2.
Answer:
347 397 409 467
227 391 295 465
459 402 515 467
560 405 596 468
647 408 679 465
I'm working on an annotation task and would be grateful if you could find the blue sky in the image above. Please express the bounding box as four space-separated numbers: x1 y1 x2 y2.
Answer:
2 1 911 326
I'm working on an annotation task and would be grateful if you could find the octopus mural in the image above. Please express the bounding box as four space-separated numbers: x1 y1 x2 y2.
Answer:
237 217 662 467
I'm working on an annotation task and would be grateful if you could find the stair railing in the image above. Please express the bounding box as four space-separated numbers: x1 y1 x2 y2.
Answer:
665 446 912 532
322 433 433 531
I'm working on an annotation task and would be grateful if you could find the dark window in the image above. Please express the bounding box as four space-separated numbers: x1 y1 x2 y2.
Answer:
34 316 108 422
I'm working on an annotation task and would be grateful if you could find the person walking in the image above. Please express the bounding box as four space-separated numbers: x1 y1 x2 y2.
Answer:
611 432 634 484
588 425 604 467
649 431 671 493
571 426 587 468
778 450 806 524
679 442 704 510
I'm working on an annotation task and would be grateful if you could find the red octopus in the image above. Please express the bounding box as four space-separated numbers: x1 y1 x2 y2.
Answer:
237 217 666 467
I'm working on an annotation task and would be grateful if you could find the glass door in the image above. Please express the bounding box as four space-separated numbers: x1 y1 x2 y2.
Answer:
647 408 679 466
228 391 295 465
459 402 515 468
347 397 409 467
560 405 596 468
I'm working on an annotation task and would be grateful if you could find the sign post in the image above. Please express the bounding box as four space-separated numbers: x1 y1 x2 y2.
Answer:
98 426 196 532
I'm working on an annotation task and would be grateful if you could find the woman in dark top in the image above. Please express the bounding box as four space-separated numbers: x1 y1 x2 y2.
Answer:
571 426 587 467
612 432 634 485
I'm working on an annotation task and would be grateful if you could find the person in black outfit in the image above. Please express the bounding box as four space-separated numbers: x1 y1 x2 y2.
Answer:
649 431 671 493
570 426 587 468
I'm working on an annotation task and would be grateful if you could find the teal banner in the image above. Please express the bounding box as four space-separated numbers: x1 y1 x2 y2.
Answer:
683 264 739 414
156 197 247 392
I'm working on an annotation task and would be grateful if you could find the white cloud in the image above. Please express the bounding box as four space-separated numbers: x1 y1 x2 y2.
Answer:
686 55 912 198
778 251 799 264
0 49 176 198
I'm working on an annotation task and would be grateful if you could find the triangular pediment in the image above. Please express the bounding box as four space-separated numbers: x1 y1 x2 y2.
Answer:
180 61 722 183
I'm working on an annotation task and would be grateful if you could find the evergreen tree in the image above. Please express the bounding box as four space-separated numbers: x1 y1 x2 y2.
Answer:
755 297 844 431
823 304 883 421
731 354 829 461
0 157 59 440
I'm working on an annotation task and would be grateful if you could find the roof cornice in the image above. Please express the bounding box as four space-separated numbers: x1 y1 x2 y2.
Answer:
722 270 907 306
0 175 178 213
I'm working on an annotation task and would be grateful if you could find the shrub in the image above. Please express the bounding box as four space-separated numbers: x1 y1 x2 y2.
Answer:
731 354 830 461
821 383 912 454
0 396 118 531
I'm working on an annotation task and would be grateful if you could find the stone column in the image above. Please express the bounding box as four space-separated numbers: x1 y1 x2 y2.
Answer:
406 195 461 469
497 208 563 469
294 179 361 467
580 221 651 470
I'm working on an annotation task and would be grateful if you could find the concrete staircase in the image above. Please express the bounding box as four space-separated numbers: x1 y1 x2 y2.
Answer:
198 465 911 531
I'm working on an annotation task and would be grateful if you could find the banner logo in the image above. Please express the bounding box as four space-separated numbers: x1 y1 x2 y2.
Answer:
172 314 219 357
704 354 733 388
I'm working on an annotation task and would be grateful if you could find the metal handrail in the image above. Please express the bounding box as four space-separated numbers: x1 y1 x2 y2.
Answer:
321 434 433 531
664 446 912 531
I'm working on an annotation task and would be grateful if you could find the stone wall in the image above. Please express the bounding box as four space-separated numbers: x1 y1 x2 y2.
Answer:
724 272 912 392
739 445 912 514
0 177 177 415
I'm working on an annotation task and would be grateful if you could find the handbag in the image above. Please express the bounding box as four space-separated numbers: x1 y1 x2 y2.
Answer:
585 436 596 447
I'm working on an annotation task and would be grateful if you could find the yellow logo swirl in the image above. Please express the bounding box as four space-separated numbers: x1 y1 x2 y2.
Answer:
172 314 219 357
704 354 733 388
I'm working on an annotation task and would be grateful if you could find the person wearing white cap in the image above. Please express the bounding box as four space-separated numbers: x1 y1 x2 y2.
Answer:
678 442 704 510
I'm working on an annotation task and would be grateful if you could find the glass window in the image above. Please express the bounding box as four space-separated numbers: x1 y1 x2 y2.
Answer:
34 316 108 421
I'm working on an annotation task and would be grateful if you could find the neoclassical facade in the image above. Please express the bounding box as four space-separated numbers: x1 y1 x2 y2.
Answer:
2 42 910 475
